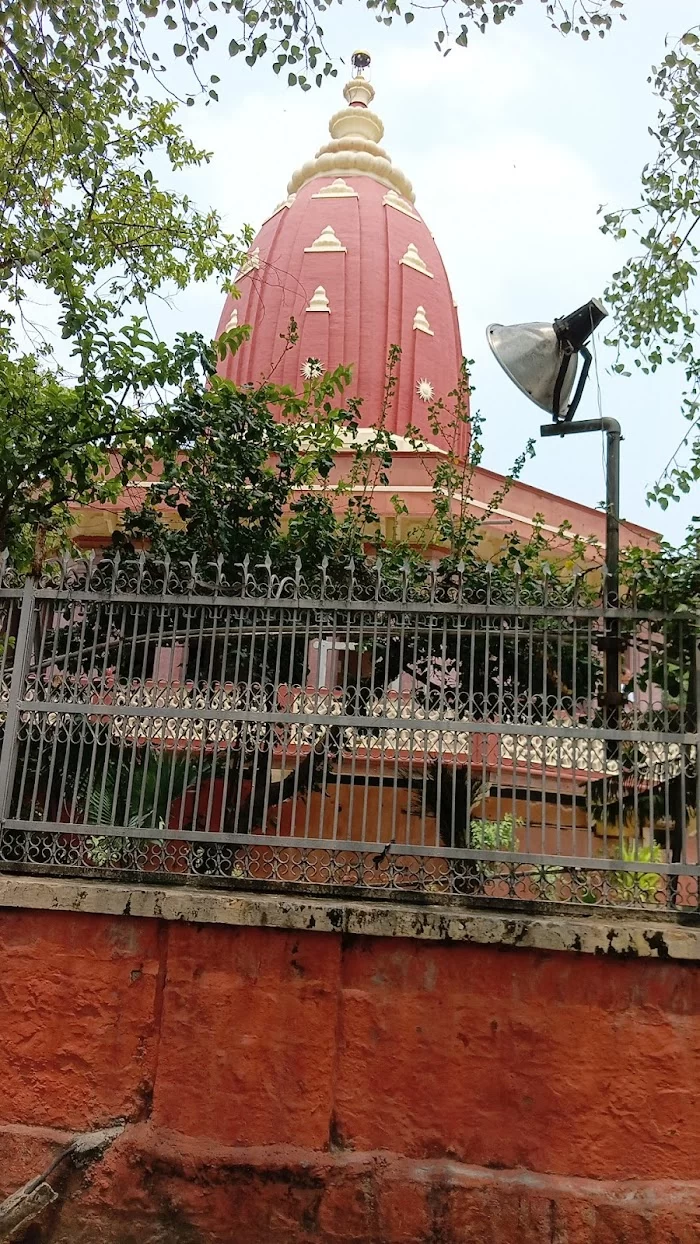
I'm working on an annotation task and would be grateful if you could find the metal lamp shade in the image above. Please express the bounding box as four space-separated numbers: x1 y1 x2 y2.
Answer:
486 321 578 418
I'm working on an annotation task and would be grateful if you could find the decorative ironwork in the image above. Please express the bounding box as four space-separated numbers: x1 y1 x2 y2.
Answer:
0 557 697 912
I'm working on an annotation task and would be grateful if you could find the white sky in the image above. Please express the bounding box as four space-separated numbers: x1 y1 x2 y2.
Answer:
101 2 700 541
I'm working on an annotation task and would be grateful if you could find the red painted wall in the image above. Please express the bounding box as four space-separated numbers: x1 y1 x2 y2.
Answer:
1 906 699 1242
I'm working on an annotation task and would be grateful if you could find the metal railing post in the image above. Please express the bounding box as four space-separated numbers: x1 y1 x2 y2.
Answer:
0 578 36 825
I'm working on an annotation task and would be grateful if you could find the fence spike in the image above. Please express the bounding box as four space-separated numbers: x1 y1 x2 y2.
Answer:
240 554 250 597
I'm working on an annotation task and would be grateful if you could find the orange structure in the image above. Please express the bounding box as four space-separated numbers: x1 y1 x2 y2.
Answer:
71 58 657 555
212 56 656 556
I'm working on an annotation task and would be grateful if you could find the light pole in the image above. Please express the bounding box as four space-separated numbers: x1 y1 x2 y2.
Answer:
486 299 625 738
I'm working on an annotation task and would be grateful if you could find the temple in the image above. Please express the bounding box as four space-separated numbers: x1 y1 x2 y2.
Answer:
72 53 656 554
211 52 656 558
216 61 465 457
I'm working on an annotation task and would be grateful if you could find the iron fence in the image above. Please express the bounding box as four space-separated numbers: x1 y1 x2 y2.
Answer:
0 553 698 912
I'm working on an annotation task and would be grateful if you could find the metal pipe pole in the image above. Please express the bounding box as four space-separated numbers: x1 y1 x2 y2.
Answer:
540 417 623 750
604 420 620 610
539 416 621 596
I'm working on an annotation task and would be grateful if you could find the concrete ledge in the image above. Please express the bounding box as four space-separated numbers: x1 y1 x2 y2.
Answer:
1 873 700 959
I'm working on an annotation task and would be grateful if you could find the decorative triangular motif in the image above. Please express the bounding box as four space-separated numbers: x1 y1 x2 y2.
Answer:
383 189 420 220
269 193 296 217
413 305 434 336
400 243 433 278
237 247 260 279
306 286 331 312
304 226 347 253
312 179 358 199
224 309 238 331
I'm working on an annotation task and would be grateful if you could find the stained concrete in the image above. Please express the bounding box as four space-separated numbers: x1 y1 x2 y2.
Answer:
0 873 698 959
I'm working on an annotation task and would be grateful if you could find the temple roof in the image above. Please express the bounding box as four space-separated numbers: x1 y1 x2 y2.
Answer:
215 61 466 454
210 58 658 554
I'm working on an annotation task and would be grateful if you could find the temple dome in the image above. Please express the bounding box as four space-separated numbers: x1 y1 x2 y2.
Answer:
215 62 466 454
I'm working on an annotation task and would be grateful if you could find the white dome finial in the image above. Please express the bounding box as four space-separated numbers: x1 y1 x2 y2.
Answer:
286 57 415 203
343 75 375 110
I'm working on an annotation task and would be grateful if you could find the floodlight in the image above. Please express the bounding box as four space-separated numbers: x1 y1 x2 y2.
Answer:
486 297 607 422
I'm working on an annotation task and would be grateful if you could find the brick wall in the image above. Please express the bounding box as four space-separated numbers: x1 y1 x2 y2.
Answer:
1 900 699 1242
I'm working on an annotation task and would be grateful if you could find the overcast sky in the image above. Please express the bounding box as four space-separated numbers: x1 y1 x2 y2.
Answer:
99 2 700 542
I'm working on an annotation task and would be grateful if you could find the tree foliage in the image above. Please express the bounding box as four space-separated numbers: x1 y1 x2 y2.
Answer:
0 319 196 568
0 0 251 568
168 0 623 89
603 27 700 507
589 533 700 860
1 0 624 121
114 324 382 577
110 326 566 588
0 0 248 351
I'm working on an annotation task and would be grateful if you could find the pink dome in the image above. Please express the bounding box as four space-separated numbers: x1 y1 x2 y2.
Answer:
216 69 467 455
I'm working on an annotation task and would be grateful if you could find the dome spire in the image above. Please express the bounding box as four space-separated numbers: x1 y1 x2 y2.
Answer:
344 49 375 109
350 49 372 75
286 53 415 204
216 44 465 456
